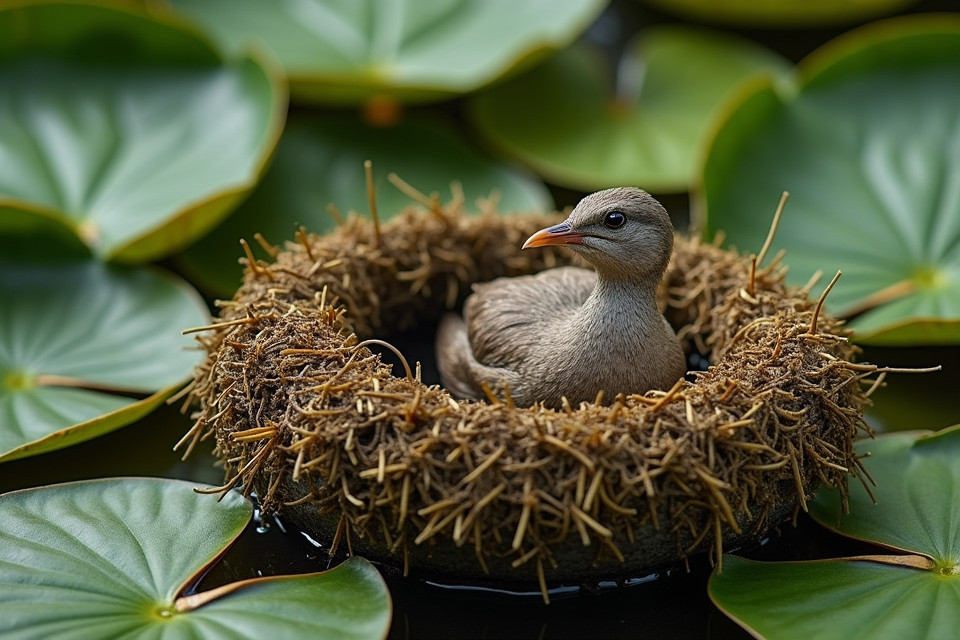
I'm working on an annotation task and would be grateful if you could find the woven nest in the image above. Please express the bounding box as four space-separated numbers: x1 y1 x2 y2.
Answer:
181 190 880 598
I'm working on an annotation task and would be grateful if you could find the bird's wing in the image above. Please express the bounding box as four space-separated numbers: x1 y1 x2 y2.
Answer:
464 266 596 368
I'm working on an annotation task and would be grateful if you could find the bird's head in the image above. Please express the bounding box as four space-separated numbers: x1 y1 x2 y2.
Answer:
522 187 674 281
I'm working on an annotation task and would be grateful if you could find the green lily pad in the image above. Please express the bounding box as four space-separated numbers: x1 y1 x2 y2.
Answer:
709 426 960 640
469 27 787 192
0 1 285 262
701 17 960 345
810 427 960 563
0 261 209 462
163 0 606 103
177 114 552 297
0 478 392 639
640 0 918 28
711 556 958 640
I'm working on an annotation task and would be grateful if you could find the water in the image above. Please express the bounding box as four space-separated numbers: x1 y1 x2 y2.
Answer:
193 497 874 640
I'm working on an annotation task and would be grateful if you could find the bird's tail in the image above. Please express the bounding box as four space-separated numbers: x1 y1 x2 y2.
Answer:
435 313 484 401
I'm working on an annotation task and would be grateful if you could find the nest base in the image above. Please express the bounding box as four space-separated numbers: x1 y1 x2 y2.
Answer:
275 476 799 588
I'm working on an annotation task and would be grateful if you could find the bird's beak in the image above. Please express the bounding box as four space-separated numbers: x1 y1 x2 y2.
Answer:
522 222 584 249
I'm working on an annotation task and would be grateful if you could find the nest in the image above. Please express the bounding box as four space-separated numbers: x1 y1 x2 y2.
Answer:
181 190 881 600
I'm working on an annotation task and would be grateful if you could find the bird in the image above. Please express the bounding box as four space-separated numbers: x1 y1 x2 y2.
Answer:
435 187 686 409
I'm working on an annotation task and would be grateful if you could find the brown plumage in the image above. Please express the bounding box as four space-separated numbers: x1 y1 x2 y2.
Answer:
436 187 686 408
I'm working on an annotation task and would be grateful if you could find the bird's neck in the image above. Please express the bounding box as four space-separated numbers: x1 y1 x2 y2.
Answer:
586 273 661 318
555 272 665 351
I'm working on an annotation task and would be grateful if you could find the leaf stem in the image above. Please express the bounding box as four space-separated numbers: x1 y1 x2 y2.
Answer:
31 374 146 395
843 554 936 571
839 279 915 320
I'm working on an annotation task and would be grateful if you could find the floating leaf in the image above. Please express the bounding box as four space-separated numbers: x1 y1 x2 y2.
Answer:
701 17 960 345
0 261 209 462
709 427 960 640
640 0 918 28
164 0 606 103
0 478 392 639
710 556 957 640
177 114 552 296
810 427 960 563
469 27 787 192
0 2 285 262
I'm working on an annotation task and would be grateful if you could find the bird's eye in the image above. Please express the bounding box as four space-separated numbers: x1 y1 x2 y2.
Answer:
603 211 626 229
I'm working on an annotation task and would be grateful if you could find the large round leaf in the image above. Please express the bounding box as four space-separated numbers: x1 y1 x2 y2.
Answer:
0 261 209 462
709 427 960 640
0 478 392 639
163 0 606 103
640 0 918 28
0 1 285 262
701 17 960 345
810 427 960 564
710 555 958 640
469 27 787 192
177 114 552 297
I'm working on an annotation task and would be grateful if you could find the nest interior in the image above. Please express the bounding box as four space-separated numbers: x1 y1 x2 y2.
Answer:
181 190 879 595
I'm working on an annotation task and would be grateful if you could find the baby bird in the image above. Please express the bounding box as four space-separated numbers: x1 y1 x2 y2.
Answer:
436 187 686 409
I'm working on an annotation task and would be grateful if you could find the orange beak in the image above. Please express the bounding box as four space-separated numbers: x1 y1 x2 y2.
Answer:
522 222 585 249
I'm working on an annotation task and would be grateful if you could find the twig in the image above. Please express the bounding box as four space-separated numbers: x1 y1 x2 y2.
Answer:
756 191 789 267
365 160 382 247
810 270 842 335
354 339 414 380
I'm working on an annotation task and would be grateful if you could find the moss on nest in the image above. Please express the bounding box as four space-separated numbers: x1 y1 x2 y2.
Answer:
181 192 881 599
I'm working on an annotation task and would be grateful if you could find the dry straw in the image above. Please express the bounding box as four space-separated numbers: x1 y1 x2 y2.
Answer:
180 185 894 601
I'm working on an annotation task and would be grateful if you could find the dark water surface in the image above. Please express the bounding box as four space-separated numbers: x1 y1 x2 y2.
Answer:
190 494 879 640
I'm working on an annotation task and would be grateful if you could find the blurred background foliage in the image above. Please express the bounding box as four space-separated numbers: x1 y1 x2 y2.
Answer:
0 1 958 637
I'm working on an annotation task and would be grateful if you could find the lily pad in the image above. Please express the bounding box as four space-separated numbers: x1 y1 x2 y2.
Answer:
709 426 960 640
0 261 209 462
640 0 918 28
809 427 960 563
0 477 392 639
469 27 788 192
163 0 606 103
700 17 960 345
0 1 285 262
177 114 552 297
